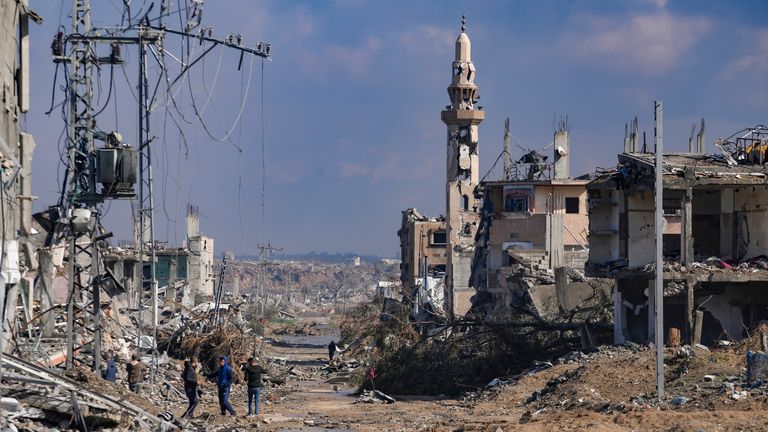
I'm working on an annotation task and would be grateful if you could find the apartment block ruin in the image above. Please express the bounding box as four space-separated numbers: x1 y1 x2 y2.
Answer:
103 206 215 313
473 120 596 322
397 209 447 314
587 124 768 346
0 1 40 357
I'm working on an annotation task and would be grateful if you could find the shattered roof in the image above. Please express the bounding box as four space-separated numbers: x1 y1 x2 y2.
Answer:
402 208 445 222
623 152 768 174
589 152 768 189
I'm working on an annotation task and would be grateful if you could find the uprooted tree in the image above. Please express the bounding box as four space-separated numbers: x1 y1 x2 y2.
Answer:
340 281 613 396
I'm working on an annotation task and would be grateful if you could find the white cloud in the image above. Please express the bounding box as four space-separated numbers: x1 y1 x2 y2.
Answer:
561 11 712 75
719 29 768 79
397 25 455 54
299 36 382 80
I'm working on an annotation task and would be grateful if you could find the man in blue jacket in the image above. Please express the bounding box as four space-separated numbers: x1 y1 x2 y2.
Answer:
216 356 236 416
102 350 117 382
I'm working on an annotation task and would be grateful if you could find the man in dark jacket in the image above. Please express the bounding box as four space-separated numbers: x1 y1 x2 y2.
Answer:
216 356 236 416
328 340 337 362
127 354 147 394
242 357 268 416
181 360 199 418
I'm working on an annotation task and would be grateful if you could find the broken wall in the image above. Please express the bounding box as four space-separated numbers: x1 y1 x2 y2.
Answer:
626 191 655 267
188 235 215 299
734 186 768 259
587 188 620 265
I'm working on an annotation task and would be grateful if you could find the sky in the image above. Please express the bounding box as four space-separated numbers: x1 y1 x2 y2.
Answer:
21 0 768 258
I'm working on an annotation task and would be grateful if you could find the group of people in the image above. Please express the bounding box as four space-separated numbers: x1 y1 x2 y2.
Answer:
100 350 269 419
180 355 268 419
99 351 148 395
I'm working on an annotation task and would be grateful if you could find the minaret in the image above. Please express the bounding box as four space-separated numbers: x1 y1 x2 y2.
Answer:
441 16 484 317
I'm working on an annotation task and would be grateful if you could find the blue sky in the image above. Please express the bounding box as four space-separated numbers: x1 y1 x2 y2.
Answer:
23 0 768 257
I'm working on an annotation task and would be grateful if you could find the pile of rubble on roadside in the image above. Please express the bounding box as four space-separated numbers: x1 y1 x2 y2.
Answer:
0 301 298 432
460 336 768 424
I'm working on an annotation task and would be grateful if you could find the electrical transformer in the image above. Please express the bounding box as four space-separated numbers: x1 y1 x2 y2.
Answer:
96 146 137 198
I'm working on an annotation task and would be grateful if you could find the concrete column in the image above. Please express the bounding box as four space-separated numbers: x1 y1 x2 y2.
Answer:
1 281 19 354
686 280 694 344
647 280 656 344
553 130 569 180
37 248 55 338
555 266 568 313
18 134 35 236
692 310 704 345
613 285 625 344
720 188 734 258
681 189 693 267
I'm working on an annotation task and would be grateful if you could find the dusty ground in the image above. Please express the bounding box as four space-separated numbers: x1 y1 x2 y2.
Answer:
168 319 768 432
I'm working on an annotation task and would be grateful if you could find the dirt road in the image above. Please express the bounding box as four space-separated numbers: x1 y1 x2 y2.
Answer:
184 322 768 432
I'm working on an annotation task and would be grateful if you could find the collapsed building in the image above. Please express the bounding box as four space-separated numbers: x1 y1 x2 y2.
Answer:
397 209 446 315
103 208 215 312
587 124 768 347
473 121 602 323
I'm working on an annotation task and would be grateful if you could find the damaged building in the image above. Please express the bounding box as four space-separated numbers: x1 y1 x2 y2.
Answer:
472 119 602 323
398 18 608 322
588 125 768 347
397 208 446 315
0 0 40 361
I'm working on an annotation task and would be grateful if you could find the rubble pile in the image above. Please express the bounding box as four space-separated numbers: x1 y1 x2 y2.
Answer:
465 339 768 425
595 255 768 274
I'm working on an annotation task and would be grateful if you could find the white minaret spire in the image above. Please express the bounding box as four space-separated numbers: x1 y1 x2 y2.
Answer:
442 16 484 317
448 16 477 111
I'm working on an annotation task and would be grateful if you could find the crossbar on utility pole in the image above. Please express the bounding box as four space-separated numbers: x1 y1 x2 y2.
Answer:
654 100 665 400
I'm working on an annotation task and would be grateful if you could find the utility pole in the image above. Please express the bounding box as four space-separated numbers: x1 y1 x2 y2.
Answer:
654 100 665 400
54 1 272 376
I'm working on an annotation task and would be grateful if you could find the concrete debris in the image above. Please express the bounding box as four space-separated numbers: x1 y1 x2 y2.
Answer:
1 353 178 431
356 390 395 404
746 351 768 385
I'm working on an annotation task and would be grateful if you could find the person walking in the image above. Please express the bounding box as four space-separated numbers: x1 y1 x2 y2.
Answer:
242 357 267 416
127 354 147 394
102 350 117 382
216 356 236 416
181 360 199 419
328 340 337 362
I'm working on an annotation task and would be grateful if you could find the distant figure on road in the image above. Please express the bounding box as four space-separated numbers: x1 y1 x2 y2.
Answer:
181 360 199 419
127 354 147 394
102 350 117 382
328 340 337 362
368 367 376 391
215 355 236 416
242 356 268 416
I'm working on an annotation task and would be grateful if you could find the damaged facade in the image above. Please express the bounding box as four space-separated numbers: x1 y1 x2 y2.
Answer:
588 126 768 347
468 117 610 323
0 0 39 360
397 208 446 315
